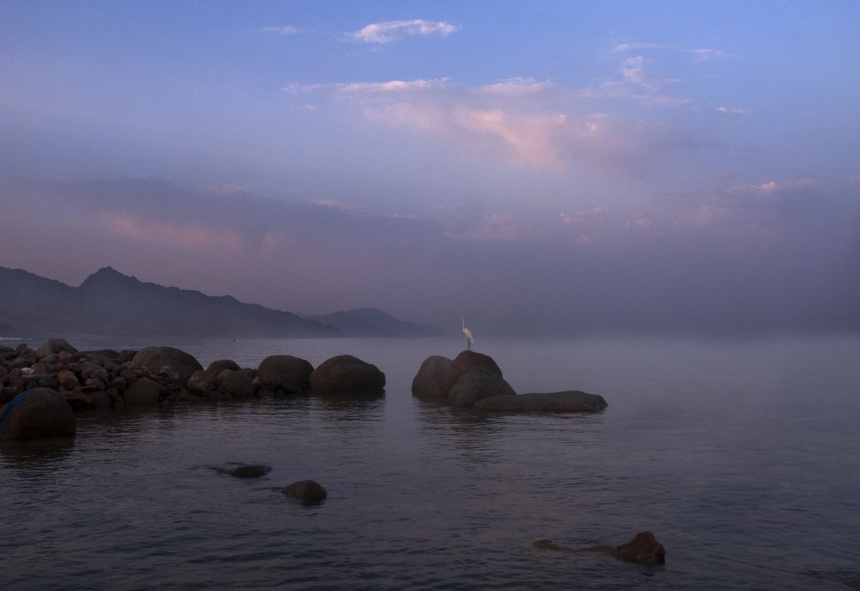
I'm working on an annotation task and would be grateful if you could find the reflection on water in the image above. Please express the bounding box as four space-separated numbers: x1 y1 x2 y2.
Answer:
1 335 859 590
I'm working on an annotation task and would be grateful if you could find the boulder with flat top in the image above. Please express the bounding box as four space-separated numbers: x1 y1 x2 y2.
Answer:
474 391 608 412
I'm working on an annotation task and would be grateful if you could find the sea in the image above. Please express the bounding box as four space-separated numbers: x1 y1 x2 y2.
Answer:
1 334 859 590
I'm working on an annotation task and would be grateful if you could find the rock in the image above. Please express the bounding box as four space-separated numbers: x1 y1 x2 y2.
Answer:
186 373 212 394
122 377 165 405
217 370 254 398
474 391 608 412
206 359 240 375
612 531 666 565
56 368 81 391
309 355 385 395
283 479 328 500
448 367 517 407
443 350 504 395
215 464 272 478
533 531 665 566
132 346 203 377
258 355 314 390
83 349 121 361
0 388 76 440
35 339 78 359
411 355 453 400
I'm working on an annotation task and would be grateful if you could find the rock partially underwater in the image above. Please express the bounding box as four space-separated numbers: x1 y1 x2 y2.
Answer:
1 340 387 420
0 388 76 440
534 531 666 566
412 350 607 413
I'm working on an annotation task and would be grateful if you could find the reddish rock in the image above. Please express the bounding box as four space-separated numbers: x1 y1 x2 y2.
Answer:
57 369 81 391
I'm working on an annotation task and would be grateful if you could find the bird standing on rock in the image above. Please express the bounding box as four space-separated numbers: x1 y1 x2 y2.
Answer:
462 319 474 351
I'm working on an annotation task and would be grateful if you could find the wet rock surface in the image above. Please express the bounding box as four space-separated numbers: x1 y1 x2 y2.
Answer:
413 350 607 412
1 340 389 439
533 531 666 566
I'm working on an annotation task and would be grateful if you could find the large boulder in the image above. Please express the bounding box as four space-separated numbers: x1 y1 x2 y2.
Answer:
258 355 314 391
411 355 453 400
448 367 517 407
35 339 78 359
217 370 254 398
0 388 76 440
443 350 503 395
474 391 608 412
132 346 203 377
206 359 240 375
122 377 165 405
309 355 385 395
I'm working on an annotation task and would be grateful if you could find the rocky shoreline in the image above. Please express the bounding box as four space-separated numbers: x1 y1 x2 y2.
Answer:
0 338 386 440
2 338 607 441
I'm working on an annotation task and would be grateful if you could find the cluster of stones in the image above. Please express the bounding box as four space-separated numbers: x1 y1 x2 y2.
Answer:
412 350 608 412
1 338 385 440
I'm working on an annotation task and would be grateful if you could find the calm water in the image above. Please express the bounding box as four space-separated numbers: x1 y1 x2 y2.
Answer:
2 334 859 590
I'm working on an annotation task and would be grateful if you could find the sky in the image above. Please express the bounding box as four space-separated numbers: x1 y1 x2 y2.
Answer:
2 1 859 336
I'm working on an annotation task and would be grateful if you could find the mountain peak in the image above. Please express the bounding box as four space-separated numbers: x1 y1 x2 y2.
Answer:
79 266 140 289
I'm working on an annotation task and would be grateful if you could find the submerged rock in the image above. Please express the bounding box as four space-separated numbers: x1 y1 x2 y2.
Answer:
533 531 665 566
474 391 608 412
283 479 328 500
0 388 76 440
214 464 272 478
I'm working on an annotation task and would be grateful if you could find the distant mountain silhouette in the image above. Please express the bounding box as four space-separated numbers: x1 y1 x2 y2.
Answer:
304 308 446 337
0 266 444 339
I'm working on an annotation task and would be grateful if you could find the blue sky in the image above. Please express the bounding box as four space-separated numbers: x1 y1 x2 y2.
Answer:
2 1 859 335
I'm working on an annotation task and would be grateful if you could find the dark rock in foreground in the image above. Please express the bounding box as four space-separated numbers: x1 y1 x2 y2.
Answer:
283 479 328 500
533 531 666 566
0 388 76 440
309 355 385 395
474 391 608 412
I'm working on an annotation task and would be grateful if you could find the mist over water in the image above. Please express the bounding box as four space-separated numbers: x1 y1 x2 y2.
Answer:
2 334 859 590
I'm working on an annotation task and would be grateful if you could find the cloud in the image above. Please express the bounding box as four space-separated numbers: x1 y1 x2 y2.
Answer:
298 77 690 176
716 106 748 117
620 55 680 92
349 19 460 43
263 26 299 35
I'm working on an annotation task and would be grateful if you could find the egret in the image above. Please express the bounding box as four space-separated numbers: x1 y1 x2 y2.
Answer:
462 319 474 351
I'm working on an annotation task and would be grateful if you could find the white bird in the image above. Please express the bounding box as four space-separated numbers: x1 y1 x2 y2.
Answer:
462 319 474 351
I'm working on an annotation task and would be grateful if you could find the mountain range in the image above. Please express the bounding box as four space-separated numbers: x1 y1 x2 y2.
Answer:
0 266 446 339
